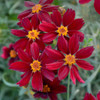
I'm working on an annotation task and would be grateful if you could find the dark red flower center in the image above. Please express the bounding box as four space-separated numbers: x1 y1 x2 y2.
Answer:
42 85 50 93
10 50 17 58
30 60 41 73
32 4 42 13
64 54 76 66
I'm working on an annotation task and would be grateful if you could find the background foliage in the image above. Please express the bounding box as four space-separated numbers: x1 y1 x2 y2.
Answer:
0 0 100 100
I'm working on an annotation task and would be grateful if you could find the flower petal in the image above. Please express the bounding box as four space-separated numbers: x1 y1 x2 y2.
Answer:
97 91 100 100
68 30 84 42
57 35 69 54
9 61 30 72
24 1 35 7
76 60 94 70
75 46 94 59
32 72 43 91
22 18 32 30
39 21 57 32
51 10 62 26
49 93 57 100
45 47 64 60
31 42 39 60
42 32 57 43
68 18 85 30
83 93 96 100
11 29 27 37
72 65 85 83
17 71 31 86
18 49 32 63
63 9 75 26
94 0 100 14
41 69 55 81
69 35 79 55
46 61 64 70
39 0 53 4
58 65 69 80
18 9 32 20
79 0 91 4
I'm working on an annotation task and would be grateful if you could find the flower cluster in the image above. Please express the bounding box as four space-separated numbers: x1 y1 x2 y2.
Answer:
1 0 96 100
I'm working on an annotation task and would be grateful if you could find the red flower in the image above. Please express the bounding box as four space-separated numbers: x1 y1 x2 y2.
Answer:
11 15 45 52
1 43 19 65
9 42 55 91
33 77 66 100
83 91 100 100
45 35 94 84
79 0 100 14
39 9 85 43
18 0 58 22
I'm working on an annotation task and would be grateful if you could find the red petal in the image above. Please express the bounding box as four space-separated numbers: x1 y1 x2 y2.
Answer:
68 18 85 30
68 30 84 42
70 67 76 84
11 29 27 37
76 60 94 70
69 35 79 55
9 61 30 72
41 69 55 81
46 61 64 70
13 38 28 51
31 42 39 60
31 14 40 29
39 21 57 32
17 71 31 86
18 49 32 63
83 93 96 100
45 47 64 60
18 9 32 20
49 93 57 100
39 0 53 4
57 35 69 54
24 1 35 7
79 0 91 4
42 32 57 43
97 91 100 100
75 46 94 59
58 65 69 80
51 10 61 26
63 9 75 26
94 0 100 14
32 72 43 91
22 18 32 30
72 65 85 83
38 11 52 23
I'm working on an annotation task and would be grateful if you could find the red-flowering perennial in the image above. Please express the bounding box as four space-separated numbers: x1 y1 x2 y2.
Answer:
79 0 100 14
1 43 19 65
33 77 66 100
83 91 100 100
9 42 55 91
45 35 94 84
18 0 58 22
11 15 45 52
39 9 85 43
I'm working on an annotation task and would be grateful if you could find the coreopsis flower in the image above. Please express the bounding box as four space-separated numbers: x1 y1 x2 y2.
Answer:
11 15 45 52
79 0 100 14
1 43 19 65
39 9 85 43
33 77 66 100
9 42 55 91
83 91 100 100
18 0 58 22
45 35 94 84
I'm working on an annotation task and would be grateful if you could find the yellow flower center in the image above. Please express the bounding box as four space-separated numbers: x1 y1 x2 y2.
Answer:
27 30 40 40
57 25 68 36
42 85 50 93
64 54 76 66
32 4 42 13
10 50 17 58
30 60 42 73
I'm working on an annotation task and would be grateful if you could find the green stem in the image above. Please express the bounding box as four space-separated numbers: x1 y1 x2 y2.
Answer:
67 73 70 100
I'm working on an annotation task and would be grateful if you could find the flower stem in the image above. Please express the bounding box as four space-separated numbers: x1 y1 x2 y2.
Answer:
67 73 70 100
